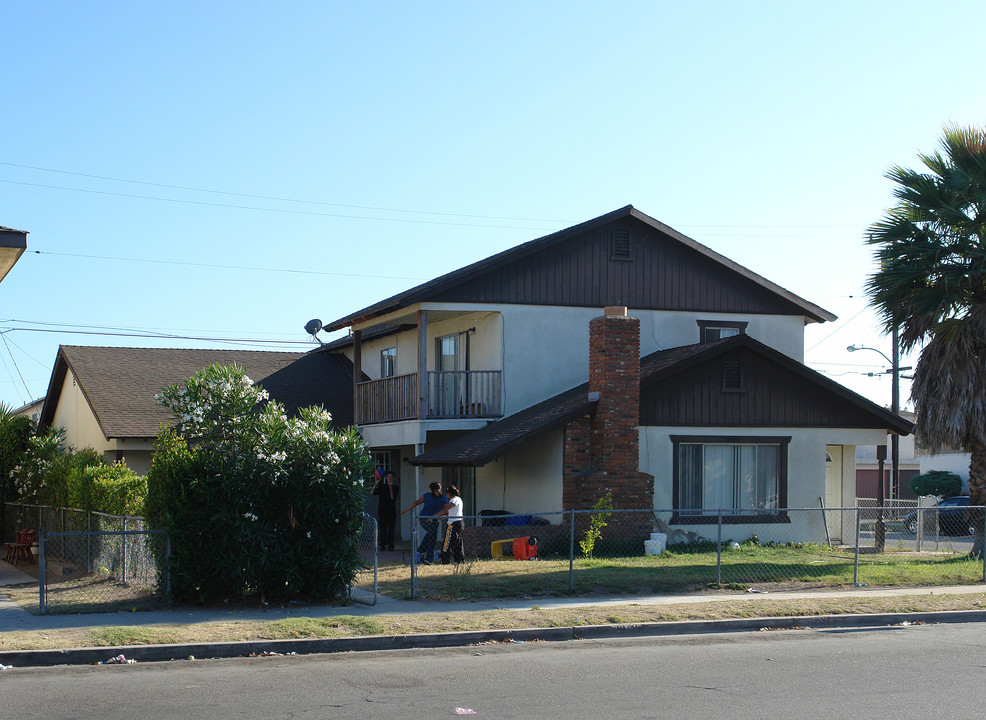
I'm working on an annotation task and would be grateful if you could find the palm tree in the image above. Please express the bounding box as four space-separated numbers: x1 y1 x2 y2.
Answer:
865 125 986 557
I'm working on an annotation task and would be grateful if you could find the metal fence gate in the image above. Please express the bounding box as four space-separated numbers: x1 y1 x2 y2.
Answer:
39 527 170 614
348 512 378 605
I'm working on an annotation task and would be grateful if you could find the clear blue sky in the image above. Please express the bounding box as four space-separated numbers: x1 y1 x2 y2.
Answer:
2 1 984 412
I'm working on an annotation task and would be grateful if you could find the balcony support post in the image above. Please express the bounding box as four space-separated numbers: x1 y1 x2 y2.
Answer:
417 310 428 420
353 328 362 423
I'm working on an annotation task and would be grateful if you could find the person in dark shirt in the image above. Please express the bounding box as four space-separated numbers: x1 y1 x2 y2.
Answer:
401 482 448 563
371 471 400 551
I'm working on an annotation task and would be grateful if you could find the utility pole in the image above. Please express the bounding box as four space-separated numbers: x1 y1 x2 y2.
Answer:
891 327 900 502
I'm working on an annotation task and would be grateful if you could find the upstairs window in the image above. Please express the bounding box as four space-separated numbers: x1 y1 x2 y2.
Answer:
380 347 397 378
698 320 748 343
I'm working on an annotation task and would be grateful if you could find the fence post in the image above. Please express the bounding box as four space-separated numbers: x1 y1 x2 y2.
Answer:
87 511 93 573
854 506 861 585
121 516 128 585
982 508 985 583
410 514 417 600
716 510 722 586
39 528 46 615
165 533 172 601
569 509 575 594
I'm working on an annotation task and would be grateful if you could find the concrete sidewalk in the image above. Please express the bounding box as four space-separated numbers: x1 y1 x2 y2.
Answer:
3 553 986 668
3 548 985 632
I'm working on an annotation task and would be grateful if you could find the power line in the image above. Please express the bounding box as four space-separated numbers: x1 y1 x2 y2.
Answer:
0 178 558 231
0 160 571 224
29 250 430 281
0 345 26 405
0 326 313 347
3 318 306 339
2 161 871 231
1 335 32 400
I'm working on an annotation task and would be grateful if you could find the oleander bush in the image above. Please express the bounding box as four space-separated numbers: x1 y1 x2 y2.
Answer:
147 363 371 604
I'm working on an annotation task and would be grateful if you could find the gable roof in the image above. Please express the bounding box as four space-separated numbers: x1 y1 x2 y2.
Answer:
410 335 912 466
39 346 356 439
325 206 835 331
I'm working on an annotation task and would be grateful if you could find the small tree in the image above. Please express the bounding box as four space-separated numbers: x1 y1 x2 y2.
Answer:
909 470 962 499
148 363 371 603
580 491 614 558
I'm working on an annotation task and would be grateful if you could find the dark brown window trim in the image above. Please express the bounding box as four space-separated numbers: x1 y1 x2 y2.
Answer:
698 319 748 343
670 434 791 518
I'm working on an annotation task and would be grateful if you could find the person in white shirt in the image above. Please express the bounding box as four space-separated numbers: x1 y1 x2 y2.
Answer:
436 484 465 564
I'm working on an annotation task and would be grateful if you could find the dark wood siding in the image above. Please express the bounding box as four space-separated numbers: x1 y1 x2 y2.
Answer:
432 218 809 315
641 346 895 428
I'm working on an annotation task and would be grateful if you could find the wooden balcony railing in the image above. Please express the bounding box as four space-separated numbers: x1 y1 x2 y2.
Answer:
356 373 418 425
355 371 502 425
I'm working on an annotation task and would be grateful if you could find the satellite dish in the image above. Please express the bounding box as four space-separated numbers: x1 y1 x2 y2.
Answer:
305 318 323 343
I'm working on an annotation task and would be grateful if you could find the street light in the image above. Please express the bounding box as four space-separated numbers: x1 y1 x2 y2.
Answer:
847 340 909 545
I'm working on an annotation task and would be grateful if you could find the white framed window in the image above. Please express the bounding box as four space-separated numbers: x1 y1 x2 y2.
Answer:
671 435 790 522
380 347 397 378
698 320 748 343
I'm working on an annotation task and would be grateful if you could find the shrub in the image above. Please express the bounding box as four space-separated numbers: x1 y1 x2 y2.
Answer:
910 470 963 498
67 461 147 517
0 404 36 511
147 363 372 604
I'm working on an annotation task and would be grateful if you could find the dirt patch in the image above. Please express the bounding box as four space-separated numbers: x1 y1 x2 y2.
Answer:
1 591 984 653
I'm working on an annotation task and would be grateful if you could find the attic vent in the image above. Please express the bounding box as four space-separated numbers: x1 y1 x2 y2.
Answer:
722 360 743 391
611 230 631 260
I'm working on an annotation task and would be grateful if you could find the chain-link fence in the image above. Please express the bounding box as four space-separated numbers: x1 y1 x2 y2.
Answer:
39 527 170 614
348 513 378 605
405 506 986 599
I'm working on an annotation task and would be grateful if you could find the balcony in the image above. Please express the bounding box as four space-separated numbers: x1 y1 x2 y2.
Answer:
356 371 502 425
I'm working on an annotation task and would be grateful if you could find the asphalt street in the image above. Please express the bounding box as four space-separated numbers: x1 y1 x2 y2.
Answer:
1 620 982 719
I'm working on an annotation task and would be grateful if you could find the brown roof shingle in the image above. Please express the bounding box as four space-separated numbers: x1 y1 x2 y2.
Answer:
40 346 356 439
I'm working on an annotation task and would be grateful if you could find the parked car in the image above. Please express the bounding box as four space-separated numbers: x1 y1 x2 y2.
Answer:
903 496 976 536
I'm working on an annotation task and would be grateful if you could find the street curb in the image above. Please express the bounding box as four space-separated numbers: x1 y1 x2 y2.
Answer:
3 610 986 668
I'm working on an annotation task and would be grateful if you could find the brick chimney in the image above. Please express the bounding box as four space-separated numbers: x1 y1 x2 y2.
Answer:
589 306 640 476
562 306 654 519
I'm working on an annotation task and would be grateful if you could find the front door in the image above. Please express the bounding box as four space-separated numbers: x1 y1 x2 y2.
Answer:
825 445 844 543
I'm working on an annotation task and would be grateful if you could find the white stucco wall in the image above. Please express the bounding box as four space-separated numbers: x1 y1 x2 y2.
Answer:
51 370 113 455
350 303 808 418
418 303 807 416
640 426 885 544
354 311 503 381
474 431 563 518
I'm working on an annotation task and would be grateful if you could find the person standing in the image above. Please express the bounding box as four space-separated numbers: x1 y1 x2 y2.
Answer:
401 482 447 563
371 471 400 551
436 484 465 564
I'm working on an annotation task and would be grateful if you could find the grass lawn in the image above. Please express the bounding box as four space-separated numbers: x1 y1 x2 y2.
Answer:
374 543 986 600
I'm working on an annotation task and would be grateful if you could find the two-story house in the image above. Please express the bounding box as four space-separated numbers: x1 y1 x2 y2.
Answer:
321 205 911 546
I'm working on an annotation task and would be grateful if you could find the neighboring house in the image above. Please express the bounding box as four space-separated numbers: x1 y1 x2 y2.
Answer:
855 411 920 501
37 346 356 474
12 397 45 426
319 205 912 546
0 226 27 284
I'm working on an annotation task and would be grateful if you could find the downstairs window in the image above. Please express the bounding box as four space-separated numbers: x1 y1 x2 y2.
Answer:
671 435 790 523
